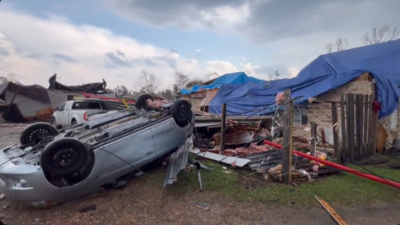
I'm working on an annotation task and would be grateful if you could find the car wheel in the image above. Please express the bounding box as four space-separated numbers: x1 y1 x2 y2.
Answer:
20 122 60 145
135 94 154 109
40 138 89 177
170 99 193 127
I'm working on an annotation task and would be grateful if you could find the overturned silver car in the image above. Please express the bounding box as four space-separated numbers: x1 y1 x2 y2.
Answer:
0 94 194 207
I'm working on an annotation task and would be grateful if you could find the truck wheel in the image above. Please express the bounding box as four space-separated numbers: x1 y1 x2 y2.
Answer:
135 94 154 109
40 138 89 177
71 119 77 126
20 122 59 145
170 99 193 127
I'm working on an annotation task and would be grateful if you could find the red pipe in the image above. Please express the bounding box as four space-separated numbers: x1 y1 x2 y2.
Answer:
82 93 135 104
263 140 400 189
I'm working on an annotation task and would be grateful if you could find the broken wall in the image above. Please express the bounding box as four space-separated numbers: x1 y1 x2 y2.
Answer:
295 74 396 144
5 90 53 121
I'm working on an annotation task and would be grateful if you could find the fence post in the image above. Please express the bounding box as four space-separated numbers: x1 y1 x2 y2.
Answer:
220 103 227 155
282 89 293 185
331 103 340 162
310 122 317 156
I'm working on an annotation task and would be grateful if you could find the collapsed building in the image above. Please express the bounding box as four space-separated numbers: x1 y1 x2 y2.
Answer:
0 79 115 122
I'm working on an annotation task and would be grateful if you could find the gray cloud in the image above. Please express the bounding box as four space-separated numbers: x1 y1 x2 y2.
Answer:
53 53 77 63
106 0 247 29
135 56 178 69
105 51 132 67
254 65 289 78
107 0 400 43
0 48 9 56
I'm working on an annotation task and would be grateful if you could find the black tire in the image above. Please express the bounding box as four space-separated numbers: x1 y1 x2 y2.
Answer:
40 138 89 177
135 94 154 109
20 122 59 145
170 99 193 127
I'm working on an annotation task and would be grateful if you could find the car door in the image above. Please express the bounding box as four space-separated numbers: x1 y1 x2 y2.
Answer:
57 103 68 125
98 125 157 179
151 118 186 159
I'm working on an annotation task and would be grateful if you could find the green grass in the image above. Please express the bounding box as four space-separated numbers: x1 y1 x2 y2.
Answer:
142 156 400 206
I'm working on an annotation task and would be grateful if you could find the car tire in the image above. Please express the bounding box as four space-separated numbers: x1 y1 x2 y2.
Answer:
170 99 193 127
40 138 89 177
20 122 60 145
135 94 154 109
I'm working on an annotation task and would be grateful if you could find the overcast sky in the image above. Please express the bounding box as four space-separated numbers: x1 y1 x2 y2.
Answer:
0 0 399 90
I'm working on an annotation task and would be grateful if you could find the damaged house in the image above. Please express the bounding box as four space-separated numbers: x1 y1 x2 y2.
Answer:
48 79 115 108
0 78 117 122
181 39 400 146
0 81 54 122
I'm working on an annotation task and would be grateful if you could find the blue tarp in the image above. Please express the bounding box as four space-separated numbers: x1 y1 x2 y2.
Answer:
209 40 400 119
180 72 264 95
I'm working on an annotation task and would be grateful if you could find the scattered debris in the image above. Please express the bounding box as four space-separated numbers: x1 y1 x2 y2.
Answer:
78 204 97 213
164 136 194 187
195 202 210 211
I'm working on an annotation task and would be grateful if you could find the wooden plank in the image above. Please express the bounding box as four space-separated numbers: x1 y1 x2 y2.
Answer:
331 103 340 161
370 80 378 156
363 95 370 159
310 122 317 156
346 94 355 161
340 94 347 164
315 196 348 225
355 94 364 161
282 89 293 185
220 103 227 154
367 95 374 157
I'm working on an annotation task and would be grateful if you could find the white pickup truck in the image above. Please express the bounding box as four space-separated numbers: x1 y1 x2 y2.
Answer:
51 100 114 128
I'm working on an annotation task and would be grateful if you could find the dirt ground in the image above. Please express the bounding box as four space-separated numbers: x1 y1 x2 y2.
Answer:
0 125 399 225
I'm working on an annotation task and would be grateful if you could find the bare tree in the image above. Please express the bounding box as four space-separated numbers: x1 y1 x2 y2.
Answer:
336 37 350 51
173 84 180 94
363 26 399 45
325 26 399 53
325 43 333 53
185 78 203 89
174 71 189 90
324 37 349 53
139 70 158 94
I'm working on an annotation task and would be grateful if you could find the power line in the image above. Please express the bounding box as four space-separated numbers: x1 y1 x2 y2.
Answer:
0 29 55 74
0 67 36 83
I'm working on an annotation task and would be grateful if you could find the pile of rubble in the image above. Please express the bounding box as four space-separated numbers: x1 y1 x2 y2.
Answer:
192 115 340 183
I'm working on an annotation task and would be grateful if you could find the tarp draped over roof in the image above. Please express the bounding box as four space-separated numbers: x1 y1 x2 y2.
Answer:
209 40 400 119
180 72 264 95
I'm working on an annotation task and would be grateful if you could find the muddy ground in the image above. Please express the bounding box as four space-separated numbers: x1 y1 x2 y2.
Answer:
0 125 399 225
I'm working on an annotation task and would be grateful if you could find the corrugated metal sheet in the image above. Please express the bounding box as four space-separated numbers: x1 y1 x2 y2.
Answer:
5 90 52 118
190 148 250 167
163 136 193 187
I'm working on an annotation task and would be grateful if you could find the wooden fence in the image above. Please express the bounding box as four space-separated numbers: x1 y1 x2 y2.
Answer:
331 93 378 163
